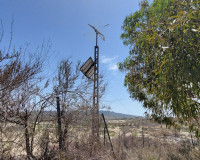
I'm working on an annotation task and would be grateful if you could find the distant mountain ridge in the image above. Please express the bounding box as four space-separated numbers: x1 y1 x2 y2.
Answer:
39 110 142 119
100 110 142 119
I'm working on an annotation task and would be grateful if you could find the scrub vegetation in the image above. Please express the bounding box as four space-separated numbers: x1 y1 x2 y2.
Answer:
1 0 200 159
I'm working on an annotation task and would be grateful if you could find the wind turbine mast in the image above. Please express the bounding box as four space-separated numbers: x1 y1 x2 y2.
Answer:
88 24 105 141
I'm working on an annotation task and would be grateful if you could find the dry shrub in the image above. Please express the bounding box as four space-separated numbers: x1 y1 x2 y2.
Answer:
111 134 200 160
64 136 114 160
37 135 115 160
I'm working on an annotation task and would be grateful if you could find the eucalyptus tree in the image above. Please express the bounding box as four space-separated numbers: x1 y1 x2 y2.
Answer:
119 0 200 135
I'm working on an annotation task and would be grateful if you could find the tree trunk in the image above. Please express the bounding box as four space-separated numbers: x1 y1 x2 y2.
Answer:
24 109 35 159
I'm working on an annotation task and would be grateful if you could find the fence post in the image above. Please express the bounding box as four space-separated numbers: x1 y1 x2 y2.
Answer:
142 127 144 148
104 127 106 146
101 113 115 157
56 96 62 150
190 131 194 146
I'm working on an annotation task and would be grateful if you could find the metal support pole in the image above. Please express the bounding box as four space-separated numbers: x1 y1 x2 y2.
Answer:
88 24 105 142
92 44 99 141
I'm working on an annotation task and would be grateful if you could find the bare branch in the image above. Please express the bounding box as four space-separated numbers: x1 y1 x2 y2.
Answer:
7 18 14 54
0 20 4 43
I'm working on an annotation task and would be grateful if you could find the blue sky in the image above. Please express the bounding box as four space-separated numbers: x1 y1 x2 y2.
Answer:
0 0 147 116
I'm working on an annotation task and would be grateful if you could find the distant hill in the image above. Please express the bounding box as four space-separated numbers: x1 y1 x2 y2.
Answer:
100 110 142 119
39 110 143 120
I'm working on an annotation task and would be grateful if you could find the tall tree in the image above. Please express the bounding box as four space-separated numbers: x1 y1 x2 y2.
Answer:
53 58 93 150
119 0 200 135
53 58 107 150
0 21 52 158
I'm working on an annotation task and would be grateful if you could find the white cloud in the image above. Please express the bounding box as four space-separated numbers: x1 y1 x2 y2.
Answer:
109 64 118 71
101 55 118 64
101 55 119 71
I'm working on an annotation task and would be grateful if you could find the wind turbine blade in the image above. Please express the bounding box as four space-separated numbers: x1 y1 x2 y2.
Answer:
99 33 105 41
88 24 96 30
104 24 109 27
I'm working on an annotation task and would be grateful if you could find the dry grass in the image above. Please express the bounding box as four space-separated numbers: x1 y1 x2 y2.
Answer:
1 118 200 160
112 134 200 160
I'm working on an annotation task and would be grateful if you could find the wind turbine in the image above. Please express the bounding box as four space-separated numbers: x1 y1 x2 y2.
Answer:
88 24 105 43
81 24 105 141
88 24 105 141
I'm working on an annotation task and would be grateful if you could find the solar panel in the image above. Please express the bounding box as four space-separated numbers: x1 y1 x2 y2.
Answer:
86 65 94 78
80 57 94 79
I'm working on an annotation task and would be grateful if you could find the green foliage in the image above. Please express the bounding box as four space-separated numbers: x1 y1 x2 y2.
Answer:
120 0 200 135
